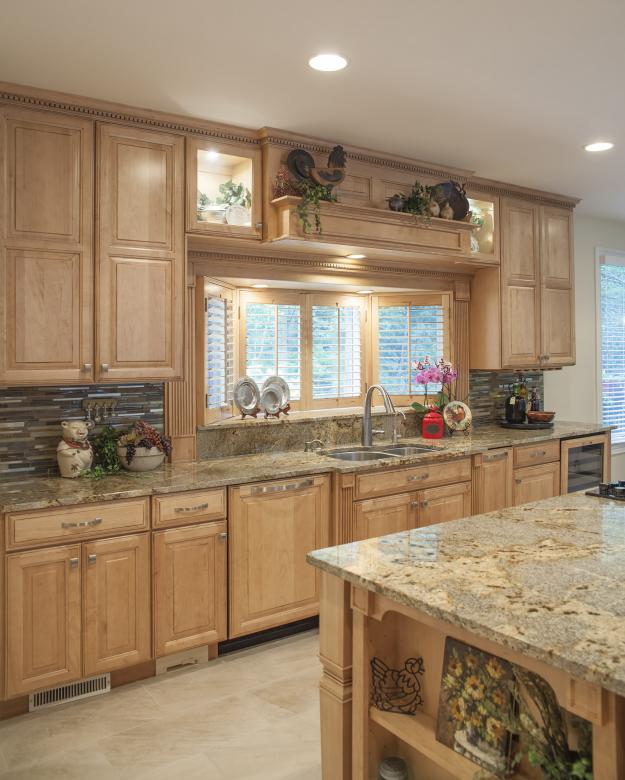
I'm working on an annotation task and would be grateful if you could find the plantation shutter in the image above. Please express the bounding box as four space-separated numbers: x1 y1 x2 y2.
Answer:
244 301 301 400
377 298 446 395
311 299 363 401
600 257 625 444
205 294 234 414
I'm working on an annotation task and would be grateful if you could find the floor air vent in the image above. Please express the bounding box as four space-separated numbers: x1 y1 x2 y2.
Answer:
29 674 111 712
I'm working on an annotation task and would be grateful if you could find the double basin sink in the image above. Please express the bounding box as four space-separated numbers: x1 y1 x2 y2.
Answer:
320 444 435 462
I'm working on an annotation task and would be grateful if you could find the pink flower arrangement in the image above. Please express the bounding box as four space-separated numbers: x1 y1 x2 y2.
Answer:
411 357 458 415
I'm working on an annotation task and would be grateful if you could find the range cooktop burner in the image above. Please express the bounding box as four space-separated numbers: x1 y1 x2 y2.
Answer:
586 483 625 501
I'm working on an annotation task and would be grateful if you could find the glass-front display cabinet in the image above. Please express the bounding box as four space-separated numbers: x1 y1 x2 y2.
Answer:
466 191 499 264
186 137 262 239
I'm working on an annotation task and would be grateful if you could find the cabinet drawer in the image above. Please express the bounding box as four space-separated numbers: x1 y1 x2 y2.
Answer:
513 440 560 468
6 498 149 551
152 488 226 529
354 458 471 500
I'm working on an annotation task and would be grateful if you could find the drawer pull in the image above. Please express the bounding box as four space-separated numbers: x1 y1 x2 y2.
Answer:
529 450 547 458
219 532 228 540
250 479 314 495
174 503 210 514
410 501 419 508
88 554 97 564
515 478 523 484
420 500 429 508
484 452 508 462
61 517 103 529
68 557 79 568
407 474 429 482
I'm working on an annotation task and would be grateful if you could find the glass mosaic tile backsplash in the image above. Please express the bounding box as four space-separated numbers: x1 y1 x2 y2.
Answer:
0 384 164 481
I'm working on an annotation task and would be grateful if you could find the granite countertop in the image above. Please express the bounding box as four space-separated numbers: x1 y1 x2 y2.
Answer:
0 421 609 513
308 492 625 697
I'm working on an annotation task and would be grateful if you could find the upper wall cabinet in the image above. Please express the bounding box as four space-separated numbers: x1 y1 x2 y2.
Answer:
96 123 185 382
0 107 94 385
469 198 575 370
466 190 499 264
186 137 262 239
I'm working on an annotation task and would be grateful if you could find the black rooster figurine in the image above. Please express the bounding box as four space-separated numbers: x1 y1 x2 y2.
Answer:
371 656 425 715
286 145 346 189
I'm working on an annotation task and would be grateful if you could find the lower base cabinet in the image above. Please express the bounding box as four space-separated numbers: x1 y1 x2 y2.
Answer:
418 482 472 526
228 475 330 638
353 493 418 541
83 534 151 676
6 545 82 697
513 461 560 505
472 448 513 514
153 521 227 657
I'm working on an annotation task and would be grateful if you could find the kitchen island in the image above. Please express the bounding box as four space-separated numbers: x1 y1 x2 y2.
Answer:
308 493 625 779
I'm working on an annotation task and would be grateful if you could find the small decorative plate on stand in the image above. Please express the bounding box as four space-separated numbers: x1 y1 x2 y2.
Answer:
261 376 291 416
233 377 261 418
443 401 472 433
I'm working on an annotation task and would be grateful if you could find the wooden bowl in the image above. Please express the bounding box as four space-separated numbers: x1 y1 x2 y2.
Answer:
526 411 555 423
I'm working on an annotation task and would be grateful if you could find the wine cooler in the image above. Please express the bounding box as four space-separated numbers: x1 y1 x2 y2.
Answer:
561 433 610 494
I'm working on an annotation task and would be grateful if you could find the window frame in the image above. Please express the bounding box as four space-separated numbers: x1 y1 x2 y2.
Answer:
197 280 235 425
596 248 625 452
371 292 452 405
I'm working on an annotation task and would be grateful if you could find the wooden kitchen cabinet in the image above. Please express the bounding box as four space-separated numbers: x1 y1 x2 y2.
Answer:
353 492 418 542
6 545 82 697
228 475 330 638
540 206 575 366
83 534 151 676
96 123 185 382
418 482 472 527
0 107 94 384
513 461 560 506
472 449 513 514
153 521 227 657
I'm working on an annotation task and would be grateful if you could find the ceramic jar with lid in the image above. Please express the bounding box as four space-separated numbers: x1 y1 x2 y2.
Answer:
378 756 409 780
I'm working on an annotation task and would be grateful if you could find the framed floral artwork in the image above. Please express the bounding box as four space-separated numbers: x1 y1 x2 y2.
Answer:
436 638 516 777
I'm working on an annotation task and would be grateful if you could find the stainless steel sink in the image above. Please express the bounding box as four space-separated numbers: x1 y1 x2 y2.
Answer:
379 445 436 456
321 447 401 462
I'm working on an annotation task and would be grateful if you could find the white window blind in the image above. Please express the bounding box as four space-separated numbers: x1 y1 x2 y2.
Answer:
377 303 445 395
245 302 301 400
312 303 362 399
600 259 625 444
205 295 233 411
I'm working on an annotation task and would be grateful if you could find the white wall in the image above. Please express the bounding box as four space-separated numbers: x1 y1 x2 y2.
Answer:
544 214 625 478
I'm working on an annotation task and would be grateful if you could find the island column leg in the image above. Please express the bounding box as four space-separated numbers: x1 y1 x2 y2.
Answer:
319 571 353 780
592 691 625 780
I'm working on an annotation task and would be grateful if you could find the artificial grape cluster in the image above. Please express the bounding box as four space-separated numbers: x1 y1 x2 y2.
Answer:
118 420 172 464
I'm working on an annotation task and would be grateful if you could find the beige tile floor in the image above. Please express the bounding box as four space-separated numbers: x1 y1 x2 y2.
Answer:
0 630 322 779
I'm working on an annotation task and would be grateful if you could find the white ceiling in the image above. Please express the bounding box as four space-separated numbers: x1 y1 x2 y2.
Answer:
1 0 623 217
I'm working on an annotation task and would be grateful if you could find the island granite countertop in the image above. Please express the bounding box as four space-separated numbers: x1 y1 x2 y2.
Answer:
0 421 610 513
308 491 625 697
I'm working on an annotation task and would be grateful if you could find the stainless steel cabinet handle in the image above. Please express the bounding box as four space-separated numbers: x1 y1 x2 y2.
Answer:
408 474 429 482
218 532 228 540
250 478 314 495
69 557 79 568
515 478 523 484
410 501 419 508
82 363 92 371
483 452 508 462
61 517 103 529
100 363 109 372
88 554 97 564
529 450 547 458
175 503 210 514
420 501 429 508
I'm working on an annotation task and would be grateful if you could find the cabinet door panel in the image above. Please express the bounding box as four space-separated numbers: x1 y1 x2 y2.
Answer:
6 545 82 697
541 207 575 366
542 207 573 286
418 482 472 527
473 449 512 514
353 493 417 542
83 534 151 675
502 200 540 283
542 287 574 364
154 522 227 657
513 462 560 506
229 476 330 638
96 123 183 381
502 285 539 367
0 108 93 384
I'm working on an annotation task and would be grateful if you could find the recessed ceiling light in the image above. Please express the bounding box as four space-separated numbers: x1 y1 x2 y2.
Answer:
252 283 268 289
308 53 348 72
357 289 373 295
584 141 614 152
346 253 366 260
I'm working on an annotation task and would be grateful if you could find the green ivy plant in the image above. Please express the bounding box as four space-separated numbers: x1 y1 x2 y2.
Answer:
216 179 252 208
81 425 122 480
295 181 337 235
403 179 432 218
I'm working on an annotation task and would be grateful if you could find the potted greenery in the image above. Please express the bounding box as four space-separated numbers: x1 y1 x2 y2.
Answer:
217 179 252 227
197 190 212 221
116 421 172 472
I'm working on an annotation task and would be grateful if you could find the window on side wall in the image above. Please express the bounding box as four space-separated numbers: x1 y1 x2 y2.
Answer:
599 252 625 445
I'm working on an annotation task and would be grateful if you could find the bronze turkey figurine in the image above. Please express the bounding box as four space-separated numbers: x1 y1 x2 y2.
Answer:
286 145 346 190
371 656 425 715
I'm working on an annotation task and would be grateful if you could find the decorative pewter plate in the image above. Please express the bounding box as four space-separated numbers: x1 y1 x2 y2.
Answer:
262 376 290 408
233 376 260 416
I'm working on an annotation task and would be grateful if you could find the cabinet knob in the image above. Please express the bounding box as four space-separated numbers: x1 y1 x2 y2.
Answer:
82 363 92 371
219 532 228 540
410 501 419 508
100 363 109 372
420 500 429 508
88 554 97 564
515 478 523 484
68 557 79 569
